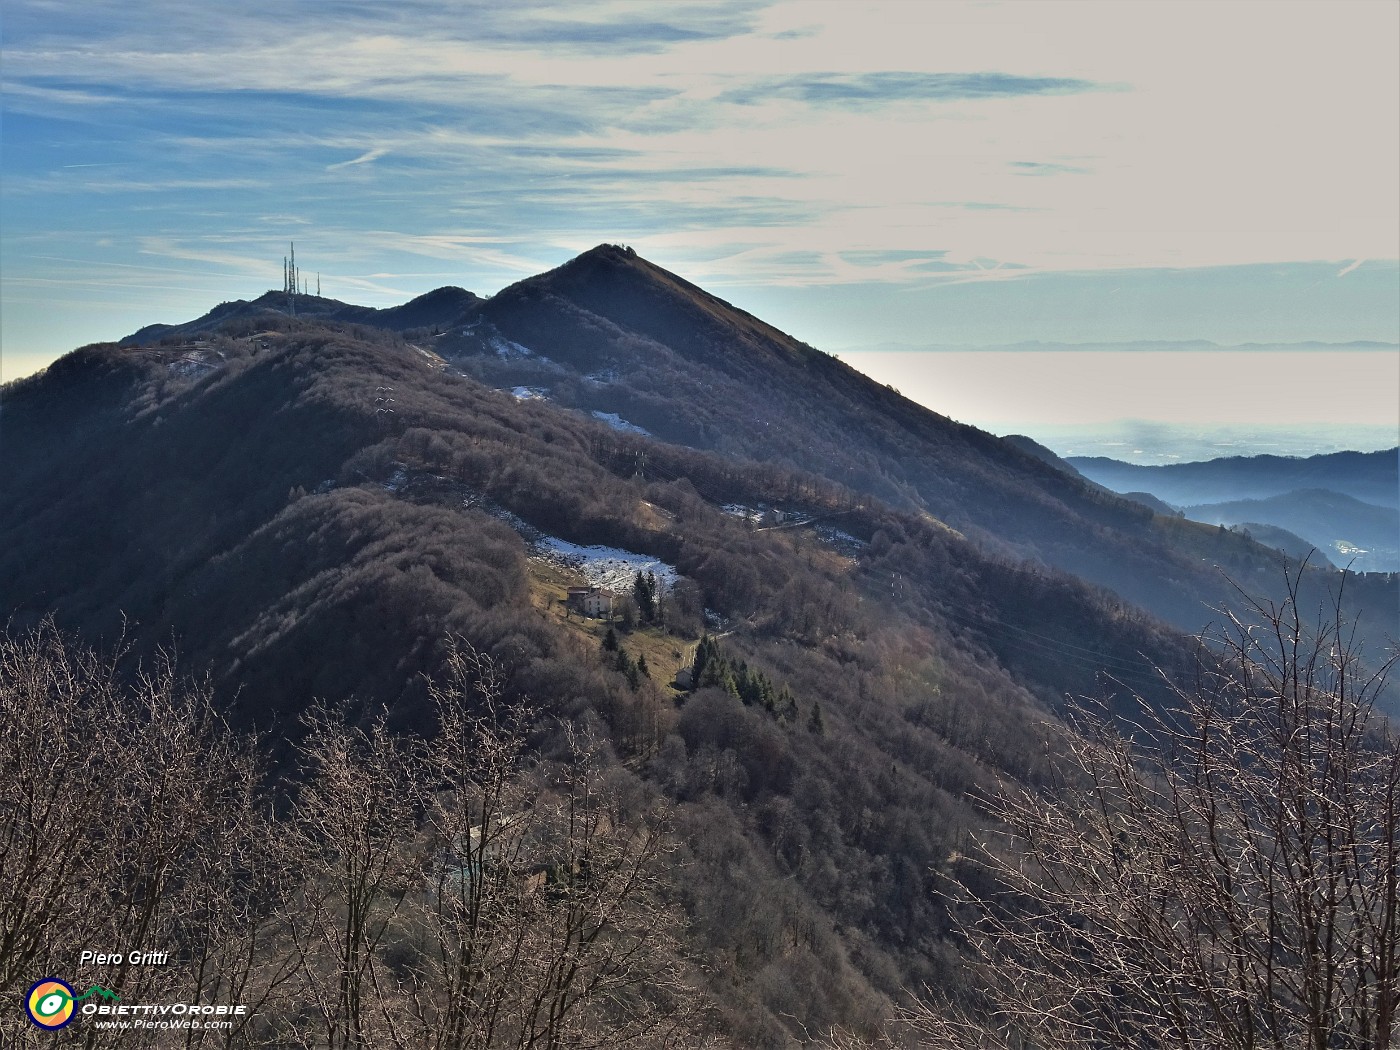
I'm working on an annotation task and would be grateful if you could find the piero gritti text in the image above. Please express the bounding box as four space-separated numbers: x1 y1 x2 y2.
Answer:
80 950 170 966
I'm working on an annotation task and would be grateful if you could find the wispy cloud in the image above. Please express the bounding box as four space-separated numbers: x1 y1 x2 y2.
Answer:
327 147 390 171
136 237 281 278
0 81 126 108
720 71 1112 107
1009 160 1090 176
464 4 760 54
2 0 1396 372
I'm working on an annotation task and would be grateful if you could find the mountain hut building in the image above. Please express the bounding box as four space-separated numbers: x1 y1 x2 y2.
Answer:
567 586 614 619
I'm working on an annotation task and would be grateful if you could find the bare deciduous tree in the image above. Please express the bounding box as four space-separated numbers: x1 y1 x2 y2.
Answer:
2 626 706 1048
914 576 1398 1049
278 639 707 1050
0 622 279 1049
277 700 425 1050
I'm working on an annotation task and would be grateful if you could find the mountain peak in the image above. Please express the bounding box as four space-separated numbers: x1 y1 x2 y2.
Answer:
552 242 662 288
579 242 640 261
532 242 687 289
490 242 818 371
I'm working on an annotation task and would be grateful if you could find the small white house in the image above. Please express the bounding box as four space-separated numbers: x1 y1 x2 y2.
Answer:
567 586 614 619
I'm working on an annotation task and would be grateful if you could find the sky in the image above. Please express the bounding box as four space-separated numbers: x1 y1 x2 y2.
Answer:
2 0 1397 444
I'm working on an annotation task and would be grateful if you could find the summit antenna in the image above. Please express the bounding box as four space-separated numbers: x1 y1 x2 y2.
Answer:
284 242 301 317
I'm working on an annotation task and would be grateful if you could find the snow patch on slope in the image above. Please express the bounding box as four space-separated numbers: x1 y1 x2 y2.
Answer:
591 411 649 436
814 524 868 556
467 494 679 592
490 334 535 359
168 358 218 377
533 537 677 592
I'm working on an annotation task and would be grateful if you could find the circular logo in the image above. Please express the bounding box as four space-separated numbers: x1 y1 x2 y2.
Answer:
26 978 77 1029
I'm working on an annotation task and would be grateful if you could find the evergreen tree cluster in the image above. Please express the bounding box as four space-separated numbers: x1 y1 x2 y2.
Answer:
602 626 649 691
632 570 660 625
690 634 798 723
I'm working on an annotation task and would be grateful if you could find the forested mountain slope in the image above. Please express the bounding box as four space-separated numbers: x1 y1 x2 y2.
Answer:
436 245 1390 636
2 318 1214 1042
3 250 1395 1042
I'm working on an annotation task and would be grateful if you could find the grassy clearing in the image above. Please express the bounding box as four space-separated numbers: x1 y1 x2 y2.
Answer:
525 559 695 694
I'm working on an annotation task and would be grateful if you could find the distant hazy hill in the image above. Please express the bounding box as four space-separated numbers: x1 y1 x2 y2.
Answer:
1185 490 1399 573
1067 449 1399 573
1068 448 1399 510
1002 435 1178 517
1229 522 1341 566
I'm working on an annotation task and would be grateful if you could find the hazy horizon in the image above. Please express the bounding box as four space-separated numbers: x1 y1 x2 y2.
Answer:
840 346 1400 454
1001 420 1398 466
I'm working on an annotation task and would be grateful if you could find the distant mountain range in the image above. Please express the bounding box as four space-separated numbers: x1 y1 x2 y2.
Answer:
1181 490 1399 573
1067 448 1399 509
1069 449 1399 573
855 339 1400 353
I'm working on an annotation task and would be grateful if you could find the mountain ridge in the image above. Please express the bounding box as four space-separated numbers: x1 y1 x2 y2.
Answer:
5 251 1398 1043
439 246 1397 636
121 285 480 345
1069 447 1400 510
1183 488 1400 574
46 243 1396 642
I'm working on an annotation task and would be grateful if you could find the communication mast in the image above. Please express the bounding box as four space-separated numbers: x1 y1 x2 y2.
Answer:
284 242 301 317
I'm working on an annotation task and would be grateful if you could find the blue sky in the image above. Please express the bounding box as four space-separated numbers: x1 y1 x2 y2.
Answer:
2 0 1397 437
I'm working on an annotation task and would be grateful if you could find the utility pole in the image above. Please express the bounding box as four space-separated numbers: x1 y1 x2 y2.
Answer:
375 386 395 432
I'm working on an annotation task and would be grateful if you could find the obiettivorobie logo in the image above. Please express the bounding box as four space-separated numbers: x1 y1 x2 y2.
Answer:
25 979 119 1029
23 975 248 1032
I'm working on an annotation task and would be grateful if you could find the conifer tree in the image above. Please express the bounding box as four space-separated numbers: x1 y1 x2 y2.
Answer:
715 663 738 699
610 647 641 691
776 686 798 724
691 635 718 690
633 571 657 624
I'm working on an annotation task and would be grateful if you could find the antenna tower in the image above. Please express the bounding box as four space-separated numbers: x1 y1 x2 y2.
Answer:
284 242 300 317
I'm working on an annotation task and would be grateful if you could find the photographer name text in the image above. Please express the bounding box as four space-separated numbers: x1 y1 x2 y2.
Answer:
80 950 171 966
